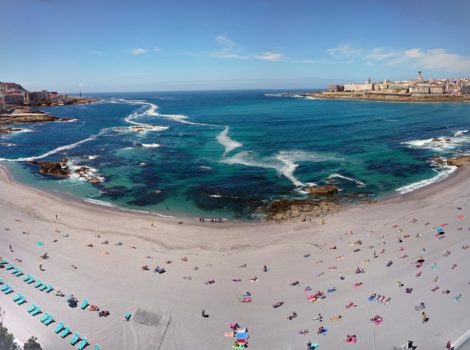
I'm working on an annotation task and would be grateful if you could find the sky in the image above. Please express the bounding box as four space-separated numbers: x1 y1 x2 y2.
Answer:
1 0 470 92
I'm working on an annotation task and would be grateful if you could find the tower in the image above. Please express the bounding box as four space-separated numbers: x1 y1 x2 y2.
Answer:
417 71 424 83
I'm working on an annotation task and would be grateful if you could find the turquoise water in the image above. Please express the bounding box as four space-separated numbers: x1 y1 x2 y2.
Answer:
1 90 469 219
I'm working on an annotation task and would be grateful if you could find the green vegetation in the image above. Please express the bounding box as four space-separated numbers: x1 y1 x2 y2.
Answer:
0 323 42 350
0 323 19 350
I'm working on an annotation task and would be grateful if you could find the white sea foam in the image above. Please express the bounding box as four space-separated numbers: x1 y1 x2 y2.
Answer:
84 198 117 208
328 173 366 187
222 150 338 188
68 161 105 183
141 143 160 148
0 142 16 147
396 164 458 194
1 135 98 162
209 194 222 198
402 134 470 152
216 126 242 154
454 129 468 137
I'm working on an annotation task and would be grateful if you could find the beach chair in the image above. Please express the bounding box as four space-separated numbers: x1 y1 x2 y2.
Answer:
26 276 35 284
14 270 23 277
31 306 42 316
1 284 9 292
11 268 19 275
54 322 64 334
60 326 71 338
17 295 27 305
45 284 54 293
5 264 14 270
27 304 37 313
39 283 48 292
0 277 3 285
78 337 88 350
43 315 54 326
23 274 32 282
94 344 100 350
13 293 22 303
80 299 89 310
0 258 7 265
70 332 80 346
40 313 50 323
34 280 42 288
3 285 13 294
124 312 132 321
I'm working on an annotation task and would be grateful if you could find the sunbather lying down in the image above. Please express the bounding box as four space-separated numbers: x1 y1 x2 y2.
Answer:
273 301 284 308
287 312 297 320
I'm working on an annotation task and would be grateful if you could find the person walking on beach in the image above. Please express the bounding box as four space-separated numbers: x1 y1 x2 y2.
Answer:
9 244 13 252
421 312 429 324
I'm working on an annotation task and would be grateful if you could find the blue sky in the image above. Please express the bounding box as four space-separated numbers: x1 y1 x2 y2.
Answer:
1 0 470 92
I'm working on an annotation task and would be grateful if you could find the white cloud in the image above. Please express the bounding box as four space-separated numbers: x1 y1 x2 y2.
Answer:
213 35 248 59
154 47 163 53
215 35 236 47
326 43 363 60
254 51 285 62
89 50 104 56
131 48 148 56
327 43 470 73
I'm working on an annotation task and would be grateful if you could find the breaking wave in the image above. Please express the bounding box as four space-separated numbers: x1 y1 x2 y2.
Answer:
222 150 338 188
396 164 458 194
327 173 366 187
216 126 242 154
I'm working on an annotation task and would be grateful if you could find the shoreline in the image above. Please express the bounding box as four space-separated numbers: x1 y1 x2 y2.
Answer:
0 153 469 349
297 92 470 103
1 161 468 227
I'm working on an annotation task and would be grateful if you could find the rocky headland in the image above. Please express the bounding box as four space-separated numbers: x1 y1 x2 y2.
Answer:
30 158 103 184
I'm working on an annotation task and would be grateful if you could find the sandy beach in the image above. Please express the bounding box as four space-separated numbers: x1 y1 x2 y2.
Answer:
0 164 469 350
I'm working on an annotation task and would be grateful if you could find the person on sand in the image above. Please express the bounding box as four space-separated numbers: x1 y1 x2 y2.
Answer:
9 244 13 252
407 340 418 349
421 312 429 324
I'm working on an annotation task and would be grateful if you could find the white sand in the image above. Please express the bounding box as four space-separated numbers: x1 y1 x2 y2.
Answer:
0 165 469 350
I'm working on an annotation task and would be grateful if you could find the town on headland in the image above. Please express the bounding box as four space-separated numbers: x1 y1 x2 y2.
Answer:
0 82 96 134
288 72 470 102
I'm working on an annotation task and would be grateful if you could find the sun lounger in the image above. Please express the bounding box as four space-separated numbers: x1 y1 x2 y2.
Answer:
11 268 19 274
54 322 64 333
0 278 3 285
70 332 80 346
44 315 54 326
17 295 27 305
45 284 53 293
0 258 7 265
77 337 88 350
23 274 32 282
27 304 37 313
2 285 13 294
14 270 23 277
31 306 42 316
39 283 48 292
26 276 35 284
94 344 100 350
80 299 89 310
124 312 132 321
1 284 9 292
13 293 22 303
40 313 50 323
60 326 71 338
34 280 42 288
5 264 14 270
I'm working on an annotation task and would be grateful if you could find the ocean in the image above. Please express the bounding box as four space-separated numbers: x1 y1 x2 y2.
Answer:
1 90 469 219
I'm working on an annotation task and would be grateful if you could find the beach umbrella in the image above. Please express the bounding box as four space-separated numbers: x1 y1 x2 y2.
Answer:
37 241 44 246
436 227 445 234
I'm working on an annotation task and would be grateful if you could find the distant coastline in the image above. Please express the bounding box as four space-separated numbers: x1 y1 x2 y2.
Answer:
287 91 470 103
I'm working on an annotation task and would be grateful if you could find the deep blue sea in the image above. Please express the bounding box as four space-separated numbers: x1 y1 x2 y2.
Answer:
1 90 469 219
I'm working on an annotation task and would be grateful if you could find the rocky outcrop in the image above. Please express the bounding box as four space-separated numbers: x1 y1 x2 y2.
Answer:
264 199 341 221
31 158 70 177
433 155 470 167
0 126 22 135
308 185 339 196
0 114 72 124
73 166 104 184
